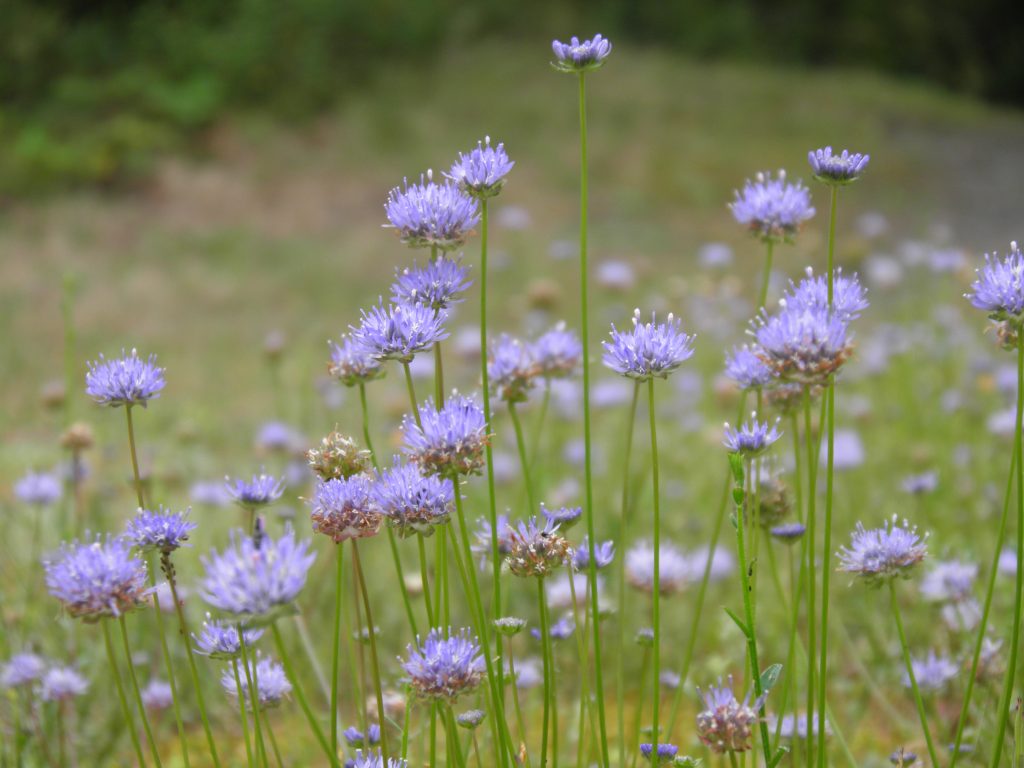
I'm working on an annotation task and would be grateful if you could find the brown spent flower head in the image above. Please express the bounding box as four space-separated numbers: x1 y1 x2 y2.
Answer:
306 430 371 481
505 518 573 578
61 422 96 451
747 475 791 529
696 676 762 754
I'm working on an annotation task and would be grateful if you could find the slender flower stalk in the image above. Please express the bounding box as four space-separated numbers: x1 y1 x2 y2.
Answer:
231 658 256 768
616 380 641 765
647 377 663 752
537 577 554 767
119 615 164 767
353 540 390 761
509 401 536 515
331 545 345 755
238 629 268 767
889 581 940 767
802 386 818 766
101 620 147 766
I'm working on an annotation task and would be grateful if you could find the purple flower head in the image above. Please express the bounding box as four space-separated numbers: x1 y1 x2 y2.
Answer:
352 301 449 364
141 679 173 710
40 666 89 701
723 414 782 456
783 267 869 322
541 504 583 530
696 675 764 753
724 346 775 390
200 526 316 625
772 713 832 740
255 421 304 453
531 615 575 641
531 323 582 378
14 470 62 507
1 653 47 688
225 472 285 509
310 475 381 543
603 309 695 380
626 540 691 595
506 516 573 578
350 750 408 768
551 34 612 73
391 257 472 312
473 514 514 563
488 334 539 403
640 743 679 764
402 393 489 477
343 724 381 747
920 560 976 603
401 627 485 700
905 651 957 692
222 656 291 710
45 535 150 622
125 506 196 553
373 458 453 538
770 522 806 543
193 614 264 659
752 304 851 384
447 137 514 199
838 515 928 584
574 537 615 570
901 470 938 495
966 242 1024 324
807 147 870 185
730 171 815 243
384 171 480 251
85 349 165 408
329 335 385 387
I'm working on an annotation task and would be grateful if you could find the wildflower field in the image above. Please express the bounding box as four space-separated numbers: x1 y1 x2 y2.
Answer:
4 39 1024 768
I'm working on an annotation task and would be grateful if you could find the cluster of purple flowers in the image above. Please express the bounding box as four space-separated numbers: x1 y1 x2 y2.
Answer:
447 137 515 199
730 171 815 243
390 257 471 311
966 241 1024 325
807 146 870 185
603 309 695 380
402 393 490 477
124 506 196 553
372 459 454 538
225 472 285 509
401 628 484 700
384 171 480 251
722 415 782 456
44 535 151 621
85 349 166 408
309 474 381 543
351 302 449 364
14 469 63 506
695 676 765 754
505 516 574 578
551 34 613 72
838 515 928 584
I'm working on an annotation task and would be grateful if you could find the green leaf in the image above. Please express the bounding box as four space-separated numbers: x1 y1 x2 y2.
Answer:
728 453 744 483
732 487 746 507
769 746 790 768
724 607 748 637
759 663 783 693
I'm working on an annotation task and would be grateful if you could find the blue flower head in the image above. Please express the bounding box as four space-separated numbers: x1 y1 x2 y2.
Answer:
640 743 679 764
730 171 815 243
349 750 407 768
696 675 764 753
221 656 291 710
14 470 62 507
473 514 514 563
373 458 453 538
531 323 582 378
200 526 316 626
626 540 691 595
573 537 615 571
343 724 381 748
401 627 484 700
723 414 782 457
602 309 695 381
225 472 285 510
402 393 489 477
329 336 385 387
783 267 869 323
724 346 775 390
448 137 514 199
125 506 197 553
905 651 957 692
770 522 806 543
807 146 870 185
85 349 165 408
40 666 89 701
541 504 582 530
838 515 928 585
752 304 851 384
44 535 151 622
384 171 480 251
489 334 539 403
551 34 612 73
352 301 449 364
193 614 264 659
391 257 472 311
966 242 1024 325
1 653 47 688
309 475 381 543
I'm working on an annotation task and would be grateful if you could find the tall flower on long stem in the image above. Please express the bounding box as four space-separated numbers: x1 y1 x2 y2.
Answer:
603 309 693 757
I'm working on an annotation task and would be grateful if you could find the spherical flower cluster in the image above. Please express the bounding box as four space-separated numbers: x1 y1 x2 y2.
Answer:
783 268 868 322
966 242 1024 325
919 560 976 603
447 137 515 199
456 709 486 729
531 323 582 378
343 724 381 748
573 537 615 570
193 615 265 659
505 516 574 578
390 257 472 311
40 666 89 701
493 616 527 636
625 540 691 595
838 515 928 584
349 750 408 768
401 628 484 700
807 147 870 185
730 171 815 243
723 415 782 456
696 676 764 753
307 431 372 481
373 459 453 538
541 504 582 529
752 303 852 384
551 34 612 73
905 651 957 692
85 349 166 407
309 475 381 543
603 309 695 380
141 680 173 710
473 514 514 563
44 535 150 622
14 470 63 507
724 346 775 390
124 506 197 553
402 393 489 477
222 656 291 710
200 526 316 625
225 473 285 509
1 653 47 688
352 301 449 364
640 743 679 764
489 334 539 403
771 522 806 542
328 336 385 387
384 172 480 251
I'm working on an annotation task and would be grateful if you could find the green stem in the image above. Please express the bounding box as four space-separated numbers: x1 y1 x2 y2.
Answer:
418 534 435 627
509 401 536 514
577 69 610 768
826 186 838 307
148 565 190 768
758 240 774 311
538 577 552 768
352 541 390 761
270 623 340 767
358 382 378 465
102 620 147 767
401 685 412 759
444 704 467 768
803 387 818 767
990 330 1024 768
238 627 268 767
402 362 422 429
816 377 835 768
616 380 641 766
331 545 344 756
125 405 145 508
888 581 939 767
508 652 528 757
263 710 285 768
437 525 450 626
434 341 445 408
568 567 596 767
647 378 662 750
118 615 163 768
232 659 256 768
951 445 1017 765
629 647 651 768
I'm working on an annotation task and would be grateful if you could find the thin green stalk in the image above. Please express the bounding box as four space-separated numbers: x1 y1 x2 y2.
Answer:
56 702 67 768
402 362 422 429
802 387 818 767
538 577 553 768
418 534 435 627
825 187 838 306
577 69 609 767
509 401 536 514
951 445 1017 765
436 526 450 627
990 331 1024 768
102 620 145 766
508 652 529 757
616 380 641 765
125 406 146 508
434 343 445 407
293 613 332 707
444 704 468 768
401 685 412 759
629 647 651 768
148 566 191 768
331 545 344 755
270 622 340 767
352 541 390 761
118 616 163 768
358 382 378 464
346 564 369 741
528 382 552 472
888 581 939 767
263 711 285 768
238 627 268 768
647 378 663 750
758 241 774 310
232 659 255 768
568 568 596 767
